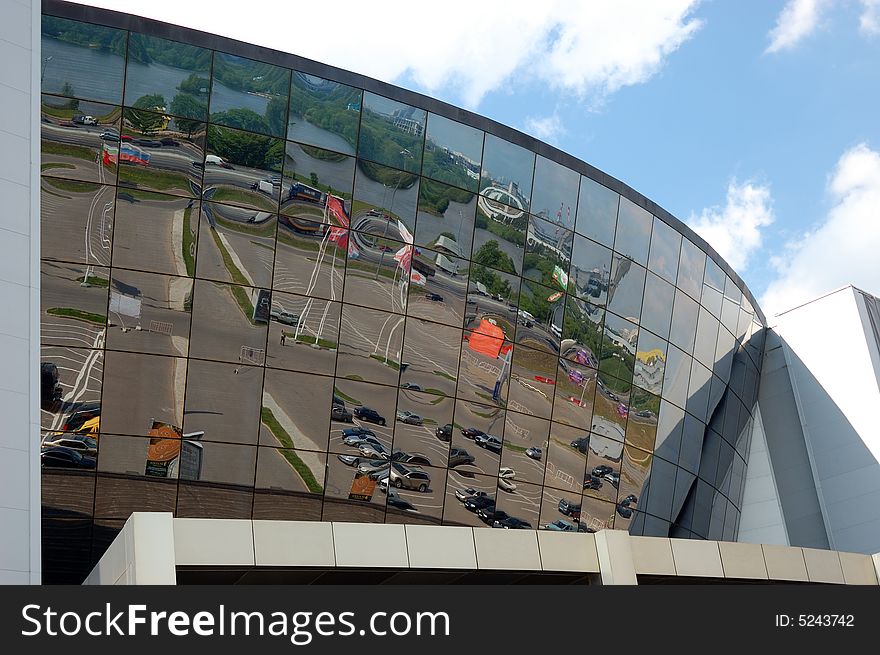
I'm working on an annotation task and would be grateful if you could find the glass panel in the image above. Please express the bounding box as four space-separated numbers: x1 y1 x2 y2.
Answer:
479 133 535 213
358 92 425 173
40 261 108 348
260 368 333 452
188 280 269 365
253 446 326 521
607 255 646 323
203 125 283 211
41 178 114 266
694 307 720 369
104 269 192 358
530 156 578 230
516 278 565 354
491 479 541 530
634 329 666 395
176 440 256 518
525 215 573 283
457 327 512 407
280 142 355 217
94 433 178 517
677 237 705 301
390 389 454 471
669 288 699 352
500 411 549 486
640 272 674 341
662 344 691 410
543 422 588 493
195 202 276 288
287 72 361 156
687 360 712 423
41 16 126 105
654 399 684 462
451 398 505 478
442 470 497 527
210 53 290 138
570 233 611 305
721 297 740 337
508 345 557 420
406 253 469 329
112 191 197 277
626 386 659 452
613 197 652 266
539 487 588 532
415 178 476 257
274 215 346 301
336 304 404 387
117 112 205 198
702 257 725 318
101 351 185 437
384 463 447 525
399 318 461 398
352 162 419 235
40 345 103 430
322 453 386 523
125 33 211 120
265 292 339 376
183 359 262 445
575 176 618 247
41 441 96 518
330 378 397 453
647 217 681 285
464 266 520 337
343 234 410 316
41 95 121 183
599 312 638 392
618 445 651 525
423 113 483 192
473 201 527 276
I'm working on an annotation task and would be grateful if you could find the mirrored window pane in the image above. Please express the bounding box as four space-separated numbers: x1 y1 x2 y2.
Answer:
694 307 720 369
41 95 121 183
451 399 505 479
584 433 624 505
526 215 572 283
274 215 346 301
399 318 461 398
183 359 262 445
41 345 103 430
406 253 468 329
639 272 674 341
687 360 712 423
260 368 333 452
176 440 256 518
626 386 659 453
464 266 520 337
457 328 512 407
328 378 396 457
337 304 404 387
480 134 534 213
353 162 419 234
543 422 588 493
41 178 114 266
41 261 108 348
618 445 651 524
105 269 192 358
281 142 354 217
112 191 197 277
210 53 290 138
189 280 269 365
266 292 339 376
607 256 646 323
322 452 387 524
570 234 611 305
575 176 618 247
508 345 557 420
702 257 725 317
415 178 476 258
614 197 652 266
516 278 565 353
634 329 666 395
358 92 425 173
599 312 638 392
253 446 326 521
552 355 597 430
442 470 497 527
125 34 212 122
41 16 126 105
384 463 447 525
390 389 453 471
423 113 483 192
500 411 549 486
530 157 578 230
203 125 283 211
662 344 691 410
669 289 699 352
472 204 526 277
677 237 705 301
343 233 410 316
287 72 361 155
654 399 684 461
196 202 276 289
647 217 681 285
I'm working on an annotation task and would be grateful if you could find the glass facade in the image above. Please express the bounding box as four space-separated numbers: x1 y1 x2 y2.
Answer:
39 13 766 582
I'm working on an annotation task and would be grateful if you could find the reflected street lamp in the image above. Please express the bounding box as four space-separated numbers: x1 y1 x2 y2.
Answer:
41 55 53 82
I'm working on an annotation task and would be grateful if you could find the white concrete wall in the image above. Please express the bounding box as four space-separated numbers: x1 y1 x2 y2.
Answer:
0 0 40 585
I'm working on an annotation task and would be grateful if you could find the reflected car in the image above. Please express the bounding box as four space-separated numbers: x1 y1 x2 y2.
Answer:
477 507 505 524
40 362 62 411
270 308 299 325
461 427 485 440
401 382 422 391
354 406 387 426
390 462 430 492
357 459 389 474
494 516 532 529
41 434 97 456
448 447 475 467
525 447 543 460
395 410 423 425
331 405 353 423
387 495 417 512
583 475 603 490
621 493 638 505
425 292 443 302
336 454 361 467
605 471 620 488
570 437 589 454
464 495 495 512
498 477 517 493
391 451 432 467
483 436 502 454
616 503 633 519
455 488 488 503
100 130 119 142
498 467 515 479
343 433 380 448
544 519 576 532
558 499 581 519
40 447 96 469
358 442 390 459
436 423 452 442
592 465 613 478
342 426 376 439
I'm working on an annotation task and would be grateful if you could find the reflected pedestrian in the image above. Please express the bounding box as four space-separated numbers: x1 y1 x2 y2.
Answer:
280 333 286 346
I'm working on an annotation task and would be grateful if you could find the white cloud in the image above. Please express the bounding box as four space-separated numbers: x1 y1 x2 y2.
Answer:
860 0 880 34
523 114 565 144
71 0 702 109
761 143 880 317
687 180 775 272
765 0 829 53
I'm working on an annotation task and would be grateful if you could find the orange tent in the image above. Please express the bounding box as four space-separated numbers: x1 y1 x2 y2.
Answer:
468 319 505 358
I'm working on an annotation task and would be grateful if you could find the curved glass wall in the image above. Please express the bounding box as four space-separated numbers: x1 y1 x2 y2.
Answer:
39 14 766 581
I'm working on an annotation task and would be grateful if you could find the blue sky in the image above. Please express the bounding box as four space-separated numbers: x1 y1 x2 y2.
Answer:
73 0 880 318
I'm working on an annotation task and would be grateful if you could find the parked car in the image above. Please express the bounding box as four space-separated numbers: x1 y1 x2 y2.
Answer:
544 519 576 532
41 434 97 456
331 405 353 422
464 495 495 512
583 475 603 490
525 446 543 460
616 503 633 519
477 507 505 524
270 308 299 325
461 427 485 440
483 435 502 454
592 465 613 478
336 454 361 467
395 410 423 425
605 471 620 488
448 447 475 467
569 437 589 453
400 382 421 391
558 499 581 519
455 487 488 503
498 477 517 493
341 426 375 439
386 495 417 512
425 292 443 302
621 494 638 505
358 442 390 459
159 137 180 147
494 516 532 529
354 406 386 425
343 433 380 448
436 423 452 442
498 467 515 479
40 446 96 469
40 362 62 410
391 451 432 467
390 462 430 492
100 130 119 141
357 459 389 475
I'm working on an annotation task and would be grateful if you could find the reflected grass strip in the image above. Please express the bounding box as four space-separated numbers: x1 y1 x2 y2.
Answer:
260 407 323 494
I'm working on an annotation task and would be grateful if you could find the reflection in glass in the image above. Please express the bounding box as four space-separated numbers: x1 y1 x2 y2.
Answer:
260 368 333 452
253 446 326 521
613 196 652 266
101 351 185 437
196 202 276 288
359 92 425 173
492 479 541 530
472 204 526 277
343 233 410 315
570 234 611 305
183 359 262 445
41 95 121 183
265 292 339 376
40 261 108 348
210 53 290 138
280 142 354 217
508 345 557 420
647 217 681 284
415 179 476 258
687 359 712 423
391 390 453 471
516 278 565 353
330 378 397 452
677 237 705 301
406 254 469 329
500 412 549 486
479 134 535 213
384 463 447 525
104 269 192 357
607 256 646 322
274 214 345 301
399 318 460 397
125 34 212 122
694 307 720 369
353 162 419 233
669 289 699 352
189 280 268 365
323 452 387 524
337 304 404 387
584 445 622 505
442 470 497 528
41 437 96 519
451 398 504 479
702 257 725 318
176 440 256 518
40 345 103 431
112 191 197 277
543 422 588 493
530 156 578 230
639 272 674 341
626 386 659 453
288 72 361 155
525 215 572 284
456 328 512 407
662 344 691 410
599 312 638 392
41 16 126 105
634 329 666 395
575 176 618 247
203 125 283 211
41 178 114 266
423 113 483 192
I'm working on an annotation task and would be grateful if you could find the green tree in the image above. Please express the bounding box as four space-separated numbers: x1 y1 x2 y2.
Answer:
210 108 269 135
125 94 167 134
309 172 319 187
207 125 282 170
473 241 516 274
178 74 210 98
169 94 207 136
265 96 287 138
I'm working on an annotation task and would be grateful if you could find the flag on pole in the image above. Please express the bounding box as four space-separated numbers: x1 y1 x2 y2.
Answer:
552 265 569 289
